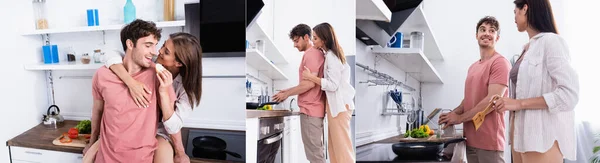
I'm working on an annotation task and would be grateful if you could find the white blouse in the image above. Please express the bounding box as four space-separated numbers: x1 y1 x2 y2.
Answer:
103 52 194 135
320 50 355 117
510 33 579 160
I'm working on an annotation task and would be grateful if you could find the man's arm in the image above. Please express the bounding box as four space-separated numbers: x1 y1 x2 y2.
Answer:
459 84 507 123
273 81 314 102
452 99 465 115
286 81 316 96
89 99 104 144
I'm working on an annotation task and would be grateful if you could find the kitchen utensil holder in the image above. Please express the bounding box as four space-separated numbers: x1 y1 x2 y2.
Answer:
356 62 415 91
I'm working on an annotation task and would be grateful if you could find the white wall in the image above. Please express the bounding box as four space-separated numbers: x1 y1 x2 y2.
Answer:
355 40 421 146
0 1 49 162
419 0 565 160
270 0 356 107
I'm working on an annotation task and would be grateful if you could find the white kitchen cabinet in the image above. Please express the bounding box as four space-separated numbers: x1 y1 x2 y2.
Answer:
10 146 83 163
282 116 291 163
246 118 259 163
289 115 310 163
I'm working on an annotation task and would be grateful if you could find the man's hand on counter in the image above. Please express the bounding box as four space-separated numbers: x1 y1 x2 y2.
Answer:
83 143 91 155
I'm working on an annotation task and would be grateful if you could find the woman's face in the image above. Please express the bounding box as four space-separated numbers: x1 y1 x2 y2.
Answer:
312 31 325 50
514 5 528 32
156 39 182 73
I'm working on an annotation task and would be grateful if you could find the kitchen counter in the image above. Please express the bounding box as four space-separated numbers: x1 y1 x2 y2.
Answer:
6 120 237 163
246 109 301 118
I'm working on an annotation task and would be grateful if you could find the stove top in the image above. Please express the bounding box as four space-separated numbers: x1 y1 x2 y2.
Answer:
356 143 451 163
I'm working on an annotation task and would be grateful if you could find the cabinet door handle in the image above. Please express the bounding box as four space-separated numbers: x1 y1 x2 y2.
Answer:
78 155 84 159
25 151 42 155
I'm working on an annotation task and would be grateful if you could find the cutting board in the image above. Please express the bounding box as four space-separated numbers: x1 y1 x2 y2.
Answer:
52 134 90 148
397 135 437 142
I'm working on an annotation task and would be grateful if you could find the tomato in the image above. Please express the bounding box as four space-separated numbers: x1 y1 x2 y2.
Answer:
68 128 78 139
60 133 72 143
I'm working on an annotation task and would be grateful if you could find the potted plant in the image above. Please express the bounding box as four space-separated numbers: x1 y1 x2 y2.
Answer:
591 133 600 163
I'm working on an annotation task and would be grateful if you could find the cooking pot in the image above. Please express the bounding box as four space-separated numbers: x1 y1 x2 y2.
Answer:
42 105 64 129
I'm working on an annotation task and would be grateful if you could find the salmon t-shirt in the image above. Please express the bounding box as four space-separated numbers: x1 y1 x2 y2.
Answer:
298 47 325 118
92 66 176 163
463 53 511 151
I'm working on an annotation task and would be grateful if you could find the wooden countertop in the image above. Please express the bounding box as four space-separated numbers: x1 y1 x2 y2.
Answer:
246 109 301 118
6 120 238 163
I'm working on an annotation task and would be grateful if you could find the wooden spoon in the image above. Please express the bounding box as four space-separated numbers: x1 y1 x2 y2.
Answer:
473 96 501 130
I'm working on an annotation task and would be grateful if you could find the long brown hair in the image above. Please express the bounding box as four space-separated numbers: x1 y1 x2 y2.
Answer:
170 32 202 107
313 23 346 64
514 0 559 34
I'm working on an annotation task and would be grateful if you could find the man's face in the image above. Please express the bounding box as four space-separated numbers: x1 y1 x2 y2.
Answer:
131 35 159 68
476 23 499 48
292 35 309 52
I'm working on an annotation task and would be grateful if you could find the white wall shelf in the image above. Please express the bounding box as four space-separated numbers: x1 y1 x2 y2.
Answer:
246 49 288 80
23 20 185 35
24 62 103 70
356 0 392 22
371 47 443 84
246 22 288 64
396 6 443 61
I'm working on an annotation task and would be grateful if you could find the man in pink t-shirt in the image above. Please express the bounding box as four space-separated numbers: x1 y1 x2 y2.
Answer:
84 20 176 163
273 24 326 163
439 16 511 163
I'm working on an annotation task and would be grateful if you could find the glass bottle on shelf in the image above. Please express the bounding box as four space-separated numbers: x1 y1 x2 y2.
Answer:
123 0 136 24
32 0 48 29
93 49 102 63
164 0 175 21
67 46 76 63
81 53 91 64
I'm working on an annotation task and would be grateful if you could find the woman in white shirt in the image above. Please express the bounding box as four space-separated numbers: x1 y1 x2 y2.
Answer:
493 0 579 163
84 32 202 163
302 22 356 163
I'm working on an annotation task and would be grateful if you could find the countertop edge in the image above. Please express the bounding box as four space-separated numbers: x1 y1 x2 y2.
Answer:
246 110 302 118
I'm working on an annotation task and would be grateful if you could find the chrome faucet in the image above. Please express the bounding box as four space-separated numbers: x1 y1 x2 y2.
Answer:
289 98 296 111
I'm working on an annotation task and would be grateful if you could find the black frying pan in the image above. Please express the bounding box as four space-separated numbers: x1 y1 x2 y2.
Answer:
192 136 242 158
246 102 279 109
392 137 466 157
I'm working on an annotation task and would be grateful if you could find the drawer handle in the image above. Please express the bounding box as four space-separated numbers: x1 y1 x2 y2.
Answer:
78 156 84 159
25 151 42 155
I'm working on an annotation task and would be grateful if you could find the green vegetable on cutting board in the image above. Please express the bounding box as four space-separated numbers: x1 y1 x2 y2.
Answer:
75 120 91 134
404 127 430 138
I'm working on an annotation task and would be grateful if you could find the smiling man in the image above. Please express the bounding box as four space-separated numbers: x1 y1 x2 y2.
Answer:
439 16 511 163
84 19 176 163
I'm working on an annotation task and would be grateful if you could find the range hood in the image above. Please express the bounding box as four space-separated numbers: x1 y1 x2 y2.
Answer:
356 0 422 46
247 0 264 27
184 1 248 57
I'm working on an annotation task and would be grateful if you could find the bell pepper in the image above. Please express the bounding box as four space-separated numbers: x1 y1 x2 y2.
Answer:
68 128 79 139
